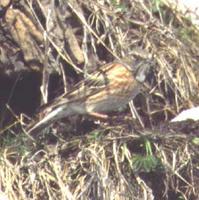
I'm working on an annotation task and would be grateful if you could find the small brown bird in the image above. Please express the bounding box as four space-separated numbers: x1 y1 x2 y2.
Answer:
26 60 152 134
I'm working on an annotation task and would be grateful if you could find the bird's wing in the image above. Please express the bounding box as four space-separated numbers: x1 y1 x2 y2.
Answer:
66 71 109 100
37 62 117 113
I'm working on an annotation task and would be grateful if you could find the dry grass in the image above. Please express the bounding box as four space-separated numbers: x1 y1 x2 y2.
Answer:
0 0 199 199
0 125 198 199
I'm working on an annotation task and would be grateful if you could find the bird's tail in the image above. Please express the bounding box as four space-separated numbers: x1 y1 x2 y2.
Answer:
25 105 68 135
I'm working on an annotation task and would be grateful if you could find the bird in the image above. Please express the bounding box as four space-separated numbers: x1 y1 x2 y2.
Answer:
25 59 152 134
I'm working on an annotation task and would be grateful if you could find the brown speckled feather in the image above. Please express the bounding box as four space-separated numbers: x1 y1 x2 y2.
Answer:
26 60 151 134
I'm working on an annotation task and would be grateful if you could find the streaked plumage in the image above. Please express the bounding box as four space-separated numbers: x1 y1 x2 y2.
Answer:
26 60 151 134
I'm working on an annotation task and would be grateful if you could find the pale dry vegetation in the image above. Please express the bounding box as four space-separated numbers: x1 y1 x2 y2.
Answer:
0 0 199 199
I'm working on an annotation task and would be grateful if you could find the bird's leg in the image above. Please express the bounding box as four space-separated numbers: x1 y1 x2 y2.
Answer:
88 112 109 119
